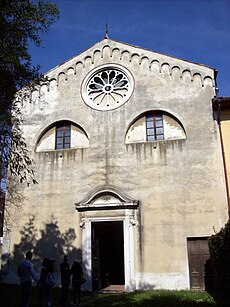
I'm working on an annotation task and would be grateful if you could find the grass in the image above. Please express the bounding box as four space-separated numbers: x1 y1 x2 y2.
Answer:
0 283 229 306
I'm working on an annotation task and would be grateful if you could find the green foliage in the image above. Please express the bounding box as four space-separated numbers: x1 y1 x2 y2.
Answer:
0 97 37 185
0 0 59 184
207 219 230 299
0 285 224 307
0 0 59 110
0 0 59 92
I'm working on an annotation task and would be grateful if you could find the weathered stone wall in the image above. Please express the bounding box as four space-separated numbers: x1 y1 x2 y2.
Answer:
6 39 228 289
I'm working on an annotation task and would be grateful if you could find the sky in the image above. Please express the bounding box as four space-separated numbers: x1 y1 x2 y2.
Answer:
29 0 230 97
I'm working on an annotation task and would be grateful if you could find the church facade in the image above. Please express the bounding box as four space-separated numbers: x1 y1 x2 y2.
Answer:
4 38 229 291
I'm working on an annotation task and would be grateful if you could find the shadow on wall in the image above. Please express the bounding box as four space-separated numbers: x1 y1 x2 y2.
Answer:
136 280 156 291
2 215 84 285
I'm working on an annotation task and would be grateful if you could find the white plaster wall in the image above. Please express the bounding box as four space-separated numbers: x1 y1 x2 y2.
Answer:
125 117 146 143
135 272 189 290
5 38 228 290
163 114 186 140
71 125 89 148
36 127 55 151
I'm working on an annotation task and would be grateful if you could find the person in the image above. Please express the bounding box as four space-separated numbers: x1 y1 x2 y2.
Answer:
70 261 83 306
59 255 70 306
17 250 39 307
38 257 55 307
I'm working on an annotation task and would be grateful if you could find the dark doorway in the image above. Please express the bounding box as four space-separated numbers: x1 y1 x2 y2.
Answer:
187 237 209 290
92 221 125 290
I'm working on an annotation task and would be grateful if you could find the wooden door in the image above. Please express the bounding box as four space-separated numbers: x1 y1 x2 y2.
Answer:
187 238 209 290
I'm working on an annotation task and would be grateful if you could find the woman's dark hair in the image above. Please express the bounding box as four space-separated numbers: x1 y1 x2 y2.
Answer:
42 257 54 273
25 251 32 259
72 261 81 270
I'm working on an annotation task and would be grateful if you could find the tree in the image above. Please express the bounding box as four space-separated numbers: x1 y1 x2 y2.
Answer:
0 0 59 181
0 0 59 230
206 219 230 300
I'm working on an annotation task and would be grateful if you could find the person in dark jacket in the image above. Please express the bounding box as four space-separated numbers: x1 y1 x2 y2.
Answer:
70 261 83 306
17 250 39 307
38 258 55 307
59 255 70 306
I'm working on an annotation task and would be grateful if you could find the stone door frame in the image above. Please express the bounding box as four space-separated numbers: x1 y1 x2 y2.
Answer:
81 211 135 291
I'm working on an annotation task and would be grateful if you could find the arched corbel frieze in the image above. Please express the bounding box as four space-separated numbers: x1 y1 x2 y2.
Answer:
131 53 140 65
84 55 93 67
171 66 181 79
57 72 67 85
121 50 131 62
111 47 121 61
203 76 213 87
75 61 84 76
42 41 214 92
182 69 192 83
161 62 171 76
93 49 102 64
150 60 160 73
193 72 203 86
140 56 150 68
102 45 111 59
67 67 75 77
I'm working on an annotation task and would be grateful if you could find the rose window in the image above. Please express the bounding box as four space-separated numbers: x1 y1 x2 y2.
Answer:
82 64 134 110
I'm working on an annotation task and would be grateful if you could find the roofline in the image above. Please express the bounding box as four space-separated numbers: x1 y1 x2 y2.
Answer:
45 38 106 75
109 38 217 71
212 97 230 110
46 37 217 75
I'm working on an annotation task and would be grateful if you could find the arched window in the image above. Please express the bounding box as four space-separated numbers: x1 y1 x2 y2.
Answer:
125 111 186 144
36 120 89 152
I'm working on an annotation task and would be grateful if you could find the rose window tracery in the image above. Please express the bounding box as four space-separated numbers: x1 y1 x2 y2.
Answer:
82 64 134 111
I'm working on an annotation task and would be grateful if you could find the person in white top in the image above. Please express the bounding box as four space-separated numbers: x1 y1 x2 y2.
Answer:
17 250 39 307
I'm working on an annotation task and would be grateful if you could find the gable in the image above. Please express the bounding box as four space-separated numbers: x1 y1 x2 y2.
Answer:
46 38 215 87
